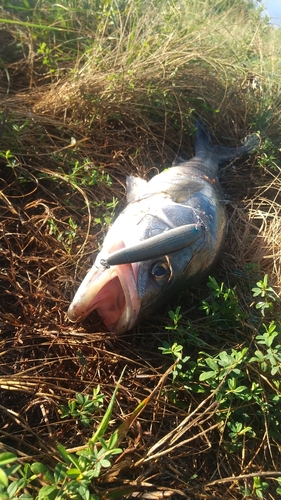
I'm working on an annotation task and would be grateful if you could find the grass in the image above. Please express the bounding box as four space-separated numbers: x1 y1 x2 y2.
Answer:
1 0 281 498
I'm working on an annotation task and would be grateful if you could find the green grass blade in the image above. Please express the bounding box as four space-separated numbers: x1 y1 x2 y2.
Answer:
111 360 178 447
91 366 126 444
0 17 73 31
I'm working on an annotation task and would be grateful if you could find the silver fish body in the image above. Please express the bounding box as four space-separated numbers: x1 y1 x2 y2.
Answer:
68 122 257 333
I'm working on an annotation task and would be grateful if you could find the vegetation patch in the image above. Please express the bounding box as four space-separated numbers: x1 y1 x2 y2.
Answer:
0 0 281 498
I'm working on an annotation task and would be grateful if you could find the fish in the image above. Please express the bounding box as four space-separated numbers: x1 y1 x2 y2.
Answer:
67 121 258 333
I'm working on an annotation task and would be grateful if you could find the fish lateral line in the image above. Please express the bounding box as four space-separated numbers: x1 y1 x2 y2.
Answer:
101 222 206 266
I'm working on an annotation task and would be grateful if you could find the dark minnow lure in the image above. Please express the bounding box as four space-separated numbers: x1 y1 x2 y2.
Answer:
68 121 258 333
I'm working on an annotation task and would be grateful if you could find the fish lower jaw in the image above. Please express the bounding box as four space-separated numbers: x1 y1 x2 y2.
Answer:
107 305 139 334
96 273 140 333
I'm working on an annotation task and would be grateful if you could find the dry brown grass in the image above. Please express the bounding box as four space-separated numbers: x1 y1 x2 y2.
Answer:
1 5 281 497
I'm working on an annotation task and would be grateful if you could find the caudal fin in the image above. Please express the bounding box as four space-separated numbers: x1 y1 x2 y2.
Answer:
194 120 213 157
195 120 259 165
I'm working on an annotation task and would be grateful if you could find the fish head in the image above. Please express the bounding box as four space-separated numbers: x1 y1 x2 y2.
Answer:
67 257 172 333
67 237 205 333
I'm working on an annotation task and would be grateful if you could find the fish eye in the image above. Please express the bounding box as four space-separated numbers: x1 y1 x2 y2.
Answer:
150 262 170 285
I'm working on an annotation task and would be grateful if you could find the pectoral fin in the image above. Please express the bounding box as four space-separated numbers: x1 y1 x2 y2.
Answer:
126 176 148 203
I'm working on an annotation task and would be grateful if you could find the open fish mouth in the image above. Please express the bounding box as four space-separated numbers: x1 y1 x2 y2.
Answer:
67 262 140 333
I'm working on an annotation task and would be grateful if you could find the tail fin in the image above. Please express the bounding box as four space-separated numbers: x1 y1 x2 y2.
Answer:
194 120 213 158
195 120 259 165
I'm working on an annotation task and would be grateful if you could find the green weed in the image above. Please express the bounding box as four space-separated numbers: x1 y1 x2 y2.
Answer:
160 274 281 462
0 365 176 499
58 386 105 427
0 373 124 500
48 217 78 252
37 42 57 73
256 137 280 171
63 161 112 189
241 476 269 499
251 273 279 316
0 440 122 500
250 321 281 375
199 276 244 326
94 197 119 228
